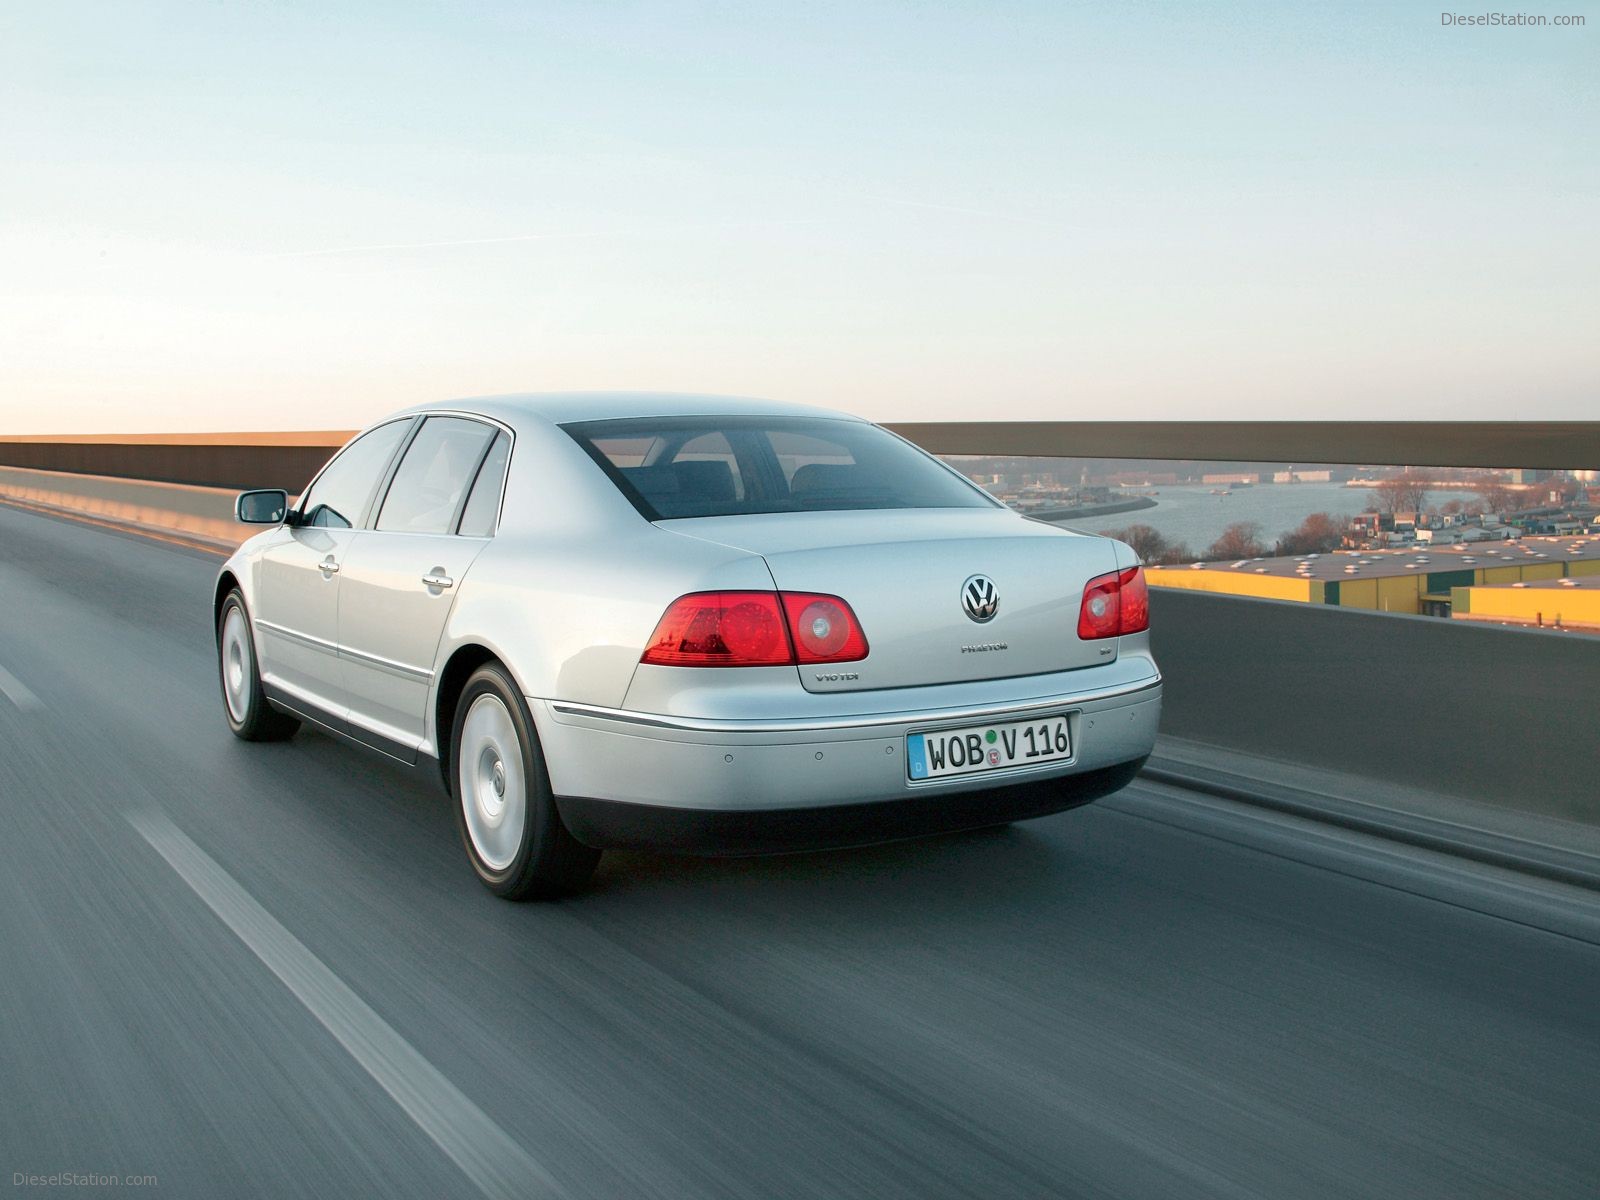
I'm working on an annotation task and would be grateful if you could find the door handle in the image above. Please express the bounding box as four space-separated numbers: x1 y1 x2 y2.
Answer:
320 556 340 575
422 572 454 590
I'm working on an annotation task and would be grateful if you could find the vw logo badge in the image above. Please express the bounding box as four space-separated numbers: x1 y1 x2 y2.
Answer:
961 574 999 623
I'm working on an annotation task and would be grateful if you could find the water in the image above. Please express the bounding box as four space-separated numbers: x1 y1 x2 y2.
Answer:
1058 483 1465 556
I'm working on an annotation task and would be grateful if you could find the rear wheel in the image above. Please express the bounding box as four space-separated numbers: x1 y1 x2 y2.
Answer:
217 590 299 742
451 663 600 899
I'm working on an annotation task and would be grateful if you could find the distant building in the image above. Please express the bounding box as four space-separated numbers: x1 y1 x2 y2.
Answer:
1202 472 1259 485
1453 575 1600 632
1100 471 1180 487
1272 469 1333 483
1145 534 1600 618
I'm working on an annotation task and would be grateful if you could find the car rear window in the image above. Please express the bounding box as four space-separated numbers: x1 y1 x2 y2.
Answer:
563 416 998 520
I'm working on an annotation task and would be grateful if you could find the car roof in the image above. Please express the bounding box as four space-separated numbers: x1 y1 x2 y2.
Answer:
396 391 865 431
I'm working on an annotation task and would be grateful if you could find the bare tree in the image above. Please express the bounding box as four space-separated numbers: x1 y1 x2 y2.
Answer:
1104 523 1166 563
1366 473 1429 515
1471 473 1517 515
1275 512 1348 556
1104 523 1194 565
1206 521 1266 561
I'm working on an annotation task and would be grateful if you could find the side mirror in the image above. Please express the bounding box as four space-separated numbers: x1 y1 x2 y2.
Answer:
236 489 290 525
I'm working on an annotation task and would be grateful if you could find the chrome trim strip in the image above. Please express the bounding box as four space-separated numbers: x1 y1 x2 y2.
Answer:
339 642 435 682
548 677 1161 735
257 620 433 681
256 618 337 654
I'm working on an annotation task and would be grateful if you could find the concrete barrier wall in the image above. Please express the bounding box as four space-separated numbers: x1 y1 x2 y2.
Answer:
1150 588 1598 819
0 466 256 550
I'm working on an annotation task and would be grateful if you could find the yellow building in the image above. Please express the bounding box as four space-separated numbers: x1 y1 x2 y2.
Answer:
1451 576 1600 631
1146 536 1600 617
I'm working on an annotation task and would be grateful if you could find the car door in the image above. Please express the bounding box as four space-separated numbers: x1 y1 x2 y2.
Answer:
254 418 413 714
337 417 510 755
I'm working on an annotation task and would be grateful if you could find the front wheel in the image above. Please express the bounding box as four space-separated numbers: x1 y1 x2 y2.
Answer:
451 663 600 899
217 590 299 742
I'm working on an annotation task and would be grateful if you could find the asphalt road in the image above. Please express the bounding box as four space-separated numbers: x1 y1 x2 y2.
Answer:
2 500 1598 1200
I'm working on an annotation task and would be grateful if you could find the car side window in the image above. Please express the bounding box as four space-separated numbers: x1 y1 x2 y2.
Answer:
301 419 412 529
457 431 511 538
376 416 498 535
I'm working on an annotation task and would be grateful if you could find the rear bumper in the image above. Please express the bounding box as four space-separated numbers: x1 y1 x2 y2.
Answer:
531 672 1160 853
556 756 1147 855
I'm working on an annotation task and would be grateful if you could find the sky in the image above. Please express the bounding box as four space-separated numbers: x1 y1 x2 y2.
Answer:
1 1 1595 434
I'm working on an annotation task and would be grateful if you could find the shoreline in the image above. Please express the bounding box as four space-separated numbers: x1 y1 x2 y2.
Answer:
1029 495 1158 523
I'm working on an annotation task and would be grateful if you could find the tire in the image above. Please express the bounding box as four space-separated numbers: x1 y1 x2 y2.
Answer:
217 589 300 742
451 662 600 899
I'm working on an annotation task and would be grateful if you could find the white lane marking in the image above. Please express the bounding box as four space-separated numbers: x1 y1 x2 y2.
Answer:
0 661 44 711
126 810 564 1200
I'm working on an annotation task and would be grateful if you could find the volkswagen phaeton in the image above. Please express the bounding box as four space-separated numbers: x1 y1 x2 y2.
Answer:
215 394 1161 897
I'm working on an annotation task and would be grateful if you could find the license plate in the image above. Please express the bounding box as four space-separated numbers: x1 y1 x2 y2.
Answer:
907 714 1071 781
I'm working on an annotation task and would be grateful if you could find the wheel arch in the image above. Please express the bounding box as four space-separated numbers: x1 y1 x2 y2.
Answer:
214 569 243 638
434 643 522 793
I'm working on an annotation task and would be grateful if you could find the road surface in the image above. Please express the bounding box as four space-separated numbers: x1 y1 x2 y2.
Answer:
1 500 1597 1199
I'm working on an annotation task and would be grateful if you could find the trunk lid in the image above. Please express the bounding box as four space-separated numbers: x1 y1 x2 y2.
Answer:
659 509 1122 692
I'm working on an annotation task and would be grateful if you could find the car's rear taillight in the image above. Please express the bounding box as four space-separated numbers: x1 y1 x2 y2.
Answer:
640 592 793 666
641 591 870 667
1078 567 1150 640
779 593 870 663
1118 566 1149 634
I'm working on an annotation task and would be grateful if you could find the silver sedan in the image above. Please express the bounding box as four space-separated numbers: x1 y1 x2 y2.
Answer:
216 393 1161 897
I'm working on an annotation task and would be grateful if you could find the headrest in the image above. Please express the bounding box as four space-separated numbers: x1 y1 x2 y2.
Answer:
618 465 679 496
788 463 858 494
672 459 736 503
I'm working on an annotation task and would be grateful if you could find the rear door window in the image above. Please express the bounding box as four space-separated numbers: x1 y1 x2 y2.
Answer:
376 416 498 535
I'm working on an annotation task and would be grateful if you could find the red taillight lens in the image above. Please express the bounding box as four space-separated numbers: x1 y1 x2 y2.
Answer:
1078 567 1149 640
641 591 870 667
1078 574 1121 639
780 593 870 663
1118 566 1149 634
640 592 792 666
